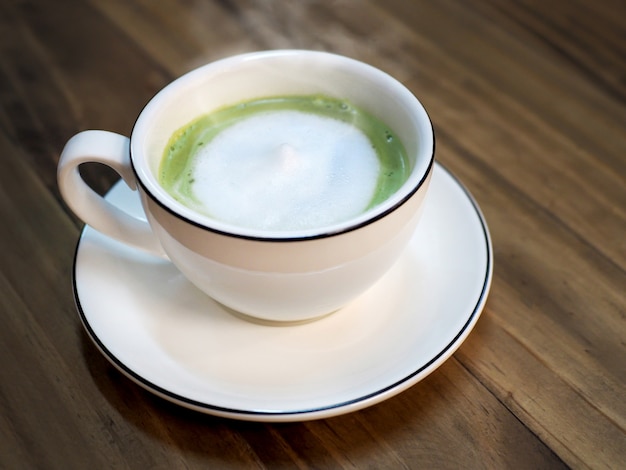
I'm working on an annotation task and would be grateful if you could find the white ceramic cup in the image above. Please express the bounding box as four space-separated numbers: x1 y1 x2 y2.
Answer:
58 50 434 322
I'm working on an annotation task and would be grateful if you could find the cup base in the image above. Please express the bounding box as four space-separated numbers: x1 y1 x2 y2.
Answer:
222 303 341 326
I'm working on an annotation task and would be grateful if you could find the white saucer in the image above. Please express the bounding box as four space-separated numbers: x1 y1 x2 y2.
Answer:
73 162 492 422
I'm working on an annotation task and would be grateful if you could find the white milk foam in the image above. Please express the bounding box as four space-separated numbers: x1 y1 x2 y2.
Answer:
190 110 380 231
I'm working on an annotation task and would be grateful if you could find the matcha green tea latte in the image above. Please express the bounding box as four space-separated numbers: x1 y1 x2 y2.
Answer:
159 95 410 231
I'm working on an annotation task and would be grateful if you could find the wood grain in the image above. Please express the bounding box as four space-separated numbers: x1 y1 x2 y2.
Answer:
0 0 624 468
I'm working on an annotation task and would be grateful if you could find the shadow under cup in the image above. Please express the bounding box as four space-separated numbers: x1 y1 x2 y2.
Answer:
130 50 435 322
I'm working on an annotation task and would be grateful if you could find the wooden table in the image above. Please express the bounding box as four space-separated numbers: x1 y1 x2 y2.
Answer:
1 1 624 468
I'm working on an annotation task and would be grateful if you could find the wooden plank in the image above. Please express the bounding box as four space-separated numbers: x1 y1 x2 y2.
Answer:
0 0 170 196
435 97 626 466
365 0 626 269
0 132 134 467
299 359 567 468
457 316 626 469
87 0 253 75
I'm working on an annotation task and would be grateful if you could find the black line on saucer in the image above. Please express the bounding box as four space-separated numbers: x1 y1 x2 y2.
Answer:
72 161 492 420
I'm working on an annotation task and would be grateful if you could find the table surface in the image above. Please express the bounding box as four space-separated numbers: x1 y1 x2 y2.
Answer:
1 0 625 468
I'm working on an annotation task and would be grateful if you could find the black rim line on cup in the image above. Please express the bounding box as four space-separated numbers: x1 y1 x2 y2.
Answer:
123 49 436 242
72 163 493 419
129 135 436 242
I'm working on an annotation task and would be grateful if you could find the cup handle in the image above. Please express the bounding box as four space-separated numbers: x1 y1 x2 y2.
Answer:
58 130 166 257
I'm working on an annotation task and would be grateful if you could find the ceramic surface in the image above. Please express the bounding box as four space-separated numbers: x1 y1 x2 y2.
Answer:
74 163 492 422
60 50 435 321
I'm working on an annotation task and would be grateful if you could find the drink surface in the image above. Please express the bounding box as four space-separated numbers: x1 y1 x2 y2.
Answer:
159 95 409 231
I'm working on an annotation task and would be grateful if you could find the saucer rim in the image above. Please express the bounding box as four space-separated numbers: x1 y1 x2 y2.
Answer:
73 162 493 421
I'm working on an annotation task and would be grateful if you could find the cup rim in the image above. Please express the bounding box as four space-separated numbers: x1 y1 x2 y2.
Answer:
129 49 435 241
